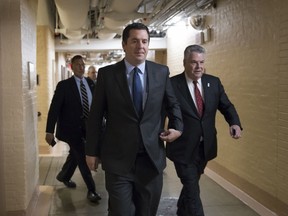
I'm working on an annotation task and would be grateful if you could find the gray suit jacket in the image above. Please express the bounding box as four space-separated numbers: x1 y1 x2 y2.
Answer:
86 59 183 175
167 73 242 164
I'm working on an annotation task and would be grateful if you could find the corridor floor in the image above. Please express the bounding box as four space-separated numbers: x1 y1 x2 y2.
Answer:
36 142 260 216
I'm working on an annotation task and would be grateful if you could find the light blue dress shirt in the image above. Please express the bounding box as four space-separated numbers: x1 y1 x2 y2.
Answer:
74 76 93 108
124 59 147 109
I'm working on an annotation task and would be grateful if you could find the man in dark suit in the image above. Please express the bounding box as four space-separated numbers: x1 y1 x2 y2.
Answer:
167 45 242 216
85 23 183 216
45 55 101 203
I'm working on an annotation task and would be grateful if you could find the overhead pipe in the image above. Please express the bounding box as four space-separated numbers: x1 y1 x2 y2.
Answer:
148 0 180 21
149 0 194 27
110 0 142 13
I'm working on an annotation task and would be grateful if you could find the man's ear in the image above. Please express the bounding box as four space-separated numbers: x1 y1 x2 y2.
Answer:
122 41 126 52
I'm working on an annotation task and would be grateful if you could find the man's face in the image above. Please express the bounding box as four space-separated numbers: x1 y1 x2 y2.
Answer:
122 29 149 65
88 69 97 81
71 59 85 78
183 52 205 81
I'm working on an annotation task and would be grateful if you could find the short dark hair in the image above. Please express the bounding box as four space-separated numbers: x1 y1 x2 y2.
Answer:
184 45 205 59
71 55 84 64
122 22 150 44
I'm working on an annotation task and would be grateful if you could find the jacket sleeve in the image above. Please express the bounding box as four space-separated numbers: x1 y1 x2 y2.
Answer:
45 81 65 133
163 68 183 132
217 78 242 129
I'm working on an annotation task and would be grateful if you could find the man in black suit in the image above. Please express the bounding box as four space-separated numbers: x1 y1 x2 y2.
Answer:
45 55 101 203
85 23 183 215
167 45 242 216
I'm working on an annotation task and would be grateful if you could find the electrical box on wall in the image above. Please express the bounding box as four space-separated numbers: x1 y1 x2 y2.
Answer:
203 27 212 42
195 27 212 45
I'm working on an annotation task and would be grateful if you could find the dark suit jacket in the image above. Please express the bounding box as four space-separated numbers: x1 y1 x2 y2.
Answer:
46 76 95 147
166 73 242 164
86 59 183 175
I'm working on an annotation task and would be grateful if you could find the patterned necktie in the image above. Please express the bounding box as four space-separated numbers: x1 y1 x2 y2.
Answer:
80 79 89 119
193 80 204 117
133 67 143 117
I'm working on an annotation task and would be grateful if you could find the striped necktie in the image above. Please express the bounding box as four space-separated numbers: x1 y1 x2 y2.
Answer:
80 79 89 119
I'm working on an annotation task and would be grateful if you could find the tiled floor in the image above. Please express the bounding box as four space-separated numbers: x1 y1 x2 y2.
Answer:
36 142 260 216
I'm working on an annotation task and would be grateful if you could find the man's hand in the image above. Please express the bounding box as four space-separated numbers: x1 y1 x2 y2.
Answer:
45 133 55 145
86 155 100 171
230 125 242 139
159 129 182 143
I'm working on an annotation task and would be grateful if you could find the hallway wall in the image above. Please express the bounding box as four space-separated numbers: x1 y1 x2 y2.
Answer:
36 0 57 148
37 25 55 147
0 1 7 214
1 0 287 215
0 0 39 215
166 0 288 215
0 2 7 212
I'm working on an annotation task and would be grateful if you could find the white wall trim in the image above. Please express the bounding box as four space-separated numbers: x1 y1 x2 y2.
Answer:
205 168 278 216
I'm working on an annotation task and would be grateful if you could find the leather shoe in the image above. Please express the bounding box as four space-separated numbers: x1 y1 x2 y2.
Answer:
62 180 76 188
87 191 101 203
56 175 76 188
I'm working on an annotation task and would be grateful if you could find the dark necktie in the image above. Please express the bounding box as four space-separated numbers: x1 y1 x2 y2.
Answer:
80 79 89 119
133 67 143 117
193 80 204 117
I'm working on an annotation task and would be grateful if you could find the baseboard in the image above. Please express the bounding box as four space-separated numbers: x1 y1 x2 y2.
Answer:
30 185 54 216
205 167 277 216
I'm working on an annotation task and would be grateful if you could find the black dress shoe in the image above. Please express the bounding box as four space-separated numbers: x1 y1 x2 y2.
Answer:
62 180 76 188
87 191 101 203
56 175 76 188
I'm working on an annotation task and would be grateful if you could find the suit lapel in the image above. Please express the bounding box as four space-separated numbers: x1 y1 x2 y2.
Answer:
144 62 153 109
69 76 82 105
201 74 209 118
176 73 199 117
114 60 135 111
85 77 95 93
134 61 155 118
144 61 162 114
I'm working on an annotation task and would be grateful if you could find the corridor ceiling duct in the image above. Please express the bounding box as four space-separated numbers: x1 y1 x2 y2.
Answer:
53 0 217 41
55 0 90 40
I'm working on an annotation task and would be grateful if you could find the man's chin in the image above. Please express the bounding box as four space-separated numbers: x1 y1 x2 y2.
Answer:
194 72 203 78
135 56 146 63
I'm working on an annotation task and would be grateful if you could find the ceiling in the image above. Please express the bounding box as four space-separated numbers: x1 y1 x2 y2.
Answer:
51 0 216 65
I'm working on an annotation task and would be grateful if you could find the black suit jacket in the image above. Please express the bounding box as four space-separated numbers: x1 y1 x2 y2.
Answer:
46 76 95 146
167 73 242 164
86 60 183 175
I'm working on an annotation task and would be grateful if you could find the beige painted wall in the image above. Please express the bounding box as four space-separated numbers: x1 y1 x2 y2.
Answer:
0 0 39 214
166 0 288 215
1 0 287 215
37 25 55 148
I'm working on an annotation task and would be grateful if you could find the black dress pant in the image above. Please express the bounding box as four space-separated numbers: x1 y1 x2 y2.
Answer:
174 142 207 216
57 141 96 192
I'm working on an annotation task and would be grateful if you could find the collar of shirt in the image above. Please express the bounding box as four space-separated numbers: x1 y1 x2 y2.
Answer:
73 76 93 107
124 59 145 76
185 73 204 100
124 59 146 93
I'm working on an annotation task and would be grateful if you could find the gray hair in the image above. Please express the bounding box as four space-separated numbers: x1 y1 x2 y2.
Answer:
184 45 206 59
88 65 96 71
